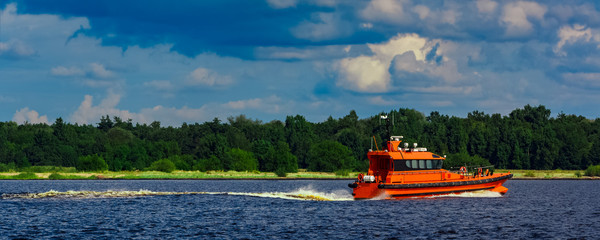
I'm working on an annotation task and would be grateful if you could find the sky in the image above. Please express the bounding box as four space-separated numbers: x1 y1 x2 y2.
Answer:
1 0 600 126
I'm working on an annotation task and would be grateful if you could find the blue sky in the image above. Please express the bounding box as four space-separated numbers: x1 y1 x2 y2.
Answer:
1 0 600 126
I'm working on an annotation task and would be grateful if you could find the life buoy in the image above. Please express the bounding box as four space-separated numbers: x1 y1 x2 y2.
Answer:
459 166 467 175
358 173 364 182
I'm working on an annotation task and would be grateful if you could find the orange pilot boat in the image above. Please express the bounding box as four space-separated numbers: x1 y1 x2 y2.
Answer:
348 135 512 199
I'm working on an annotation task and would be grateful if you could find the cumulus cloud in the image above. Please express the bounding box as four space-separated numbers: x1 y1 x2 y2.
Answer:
70 93 137 125
225 95 282 113
89 63 114 79
337 56 390 92
476 0 498 14
336 33 435 92
441 10 460 25
562 72 600 88
0 40 36 59
361 0 409 24
501 1 547 37
68 93 285 126
554 24 598 56
187 67 233 87
367 96 399 106
413 5 430 20
292 12 352 41
13 108 49 125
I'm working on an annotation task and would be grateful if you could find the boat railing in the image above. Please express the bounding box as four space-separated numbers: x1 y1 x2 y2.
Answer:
389 170 447 175
449 165 495 177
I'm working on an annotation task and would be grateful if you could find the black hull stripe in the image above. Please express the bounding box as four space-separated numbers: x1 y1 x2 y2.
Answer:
378 174 512 189
389 187 496 198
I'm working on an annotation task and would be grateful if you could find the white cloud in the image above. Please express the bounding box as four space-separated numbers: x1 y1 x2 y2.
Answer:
337 56 390 92
51 66 85 77
70 93 137 125
501 1 547 36
0 40 36 59
361 0 409 24
266 0 297 9
562 72 600 88
224 95 282 113
187 67 233 87
361 22 373 29
413 5 430 20
292 12 352 41
476 0 498 14
441 10 460 25
336 33 434 92
89 63 114 79
68 93 286 126
13 108 49 125
554 24 597 56
367 96 398 106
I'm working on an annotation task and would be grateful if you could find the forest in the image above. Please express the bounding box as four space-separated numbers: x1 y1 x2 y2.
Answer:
1 105 599 173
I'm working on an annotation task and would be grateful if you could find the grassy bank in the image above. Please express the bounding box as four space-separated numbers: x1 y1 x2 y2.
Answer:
0 170 358 180
496 169 597 179
0 169 597 180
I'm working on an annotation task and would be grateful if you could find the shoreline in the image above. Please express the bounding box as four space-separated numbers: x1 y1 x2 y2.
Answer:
2 178 599 181
1 169 599 180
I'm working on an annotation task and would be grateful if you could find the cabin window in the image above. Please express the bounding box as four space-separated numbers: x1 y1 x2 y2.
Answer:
394 160 444 171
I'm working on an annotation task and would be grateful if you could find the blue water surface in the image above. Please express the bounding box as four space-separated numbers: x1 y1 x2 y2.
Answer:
0 180 598 239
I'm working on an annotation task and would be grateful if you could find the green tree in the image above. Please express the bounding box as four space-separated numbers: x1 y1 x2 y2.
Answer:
194 155 223 171
223 148 258 171
307 140 356 172
285 115 316 168
147 159 176 173
76 154 108 171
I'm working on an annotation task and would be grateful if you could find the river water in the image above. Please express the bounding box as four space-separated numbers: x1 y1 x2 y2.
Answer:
0 179 598 239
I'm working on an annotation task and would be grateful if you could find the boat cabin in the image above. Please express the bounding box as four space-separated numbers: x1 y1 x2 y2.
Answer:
366 136 446 183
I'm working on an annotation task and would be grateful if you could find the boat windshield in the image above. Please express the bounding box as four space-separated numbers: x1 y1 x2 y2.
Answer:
393 160 443 171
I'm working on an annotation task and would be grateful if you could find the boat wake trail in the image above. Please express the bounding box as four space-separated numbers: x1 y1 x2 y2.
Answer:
422 190 503 199
1 186 354 201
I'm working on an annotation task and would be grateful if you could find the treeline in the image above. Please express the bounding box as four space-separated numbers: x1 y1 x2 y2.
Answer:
1 105 599 173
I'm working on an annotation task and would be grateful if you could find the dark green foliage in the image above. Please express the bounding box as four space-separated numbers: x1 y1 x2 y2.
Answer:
443 152 491 169
274 168 287 177
194 155 223 171
584 165 600 177
147 159 176 173
2 105 600 173
223 148 258 171
0 163 12 172
76 155 109 172
307 140 356 172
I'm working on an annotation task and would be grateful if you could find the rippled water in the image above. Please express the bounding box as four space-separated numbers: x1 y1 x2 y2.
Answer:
0 180 598 239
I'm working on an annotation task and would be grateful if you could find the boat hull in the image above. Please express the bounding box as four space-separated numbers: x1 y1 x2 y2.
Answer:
350 173 512 199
